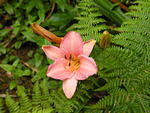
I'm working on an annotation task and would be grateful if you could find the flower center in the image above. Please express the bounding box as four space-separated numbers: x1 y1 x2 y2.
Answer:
66 55 80 72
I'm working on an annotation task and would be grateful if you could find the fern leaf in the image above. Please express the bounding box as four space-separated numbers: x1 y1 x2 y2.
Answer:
5 94 21 113
87 0 150 112
0 98 5 113
67 0 108 41
17 86 32 113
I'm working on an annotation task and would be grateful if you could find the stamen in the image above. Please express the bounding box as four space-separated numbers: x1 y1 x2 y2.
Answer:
65 55 80 72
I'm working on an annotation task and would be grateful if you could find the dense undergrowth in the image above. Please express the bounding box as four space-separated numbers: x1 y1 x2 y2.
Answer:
0 0 149 113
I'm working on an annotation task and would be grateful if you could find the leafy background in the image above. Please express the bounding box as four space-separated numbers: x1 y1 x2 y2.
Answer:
0 0 150 113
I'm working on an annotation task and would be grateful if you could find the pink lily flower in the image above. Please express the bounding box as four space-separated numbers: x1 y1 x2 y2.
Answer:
42 31 98 99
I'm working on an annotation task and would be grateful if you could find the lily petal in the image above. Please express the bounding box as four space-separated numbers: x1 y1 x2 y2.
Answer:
63 77 78 99
75 55 97 80
42 45 65 60
83 39 96 56
47 59 72 80
60 31 83 57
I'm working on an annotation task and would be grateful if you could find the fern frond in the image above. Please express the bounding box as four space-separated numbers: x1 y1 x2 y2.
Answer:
51 90 78 113
39 79 52 108
88 89 127 109
95 78 129 91
32 108 54 113
67 0 108 41
17 86 32 113
32 81 42 111
0 98 5 113
4 80 54 113
87 0 150 112
5 94 21 113
32 80 53 112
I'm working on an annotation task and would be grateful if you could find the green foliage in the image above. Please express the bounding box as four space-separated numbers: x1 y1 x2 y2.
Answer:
9 81 17 90
0 63 31 79
0 0 78 112
5 94 20 113
0 98 5 113
68 0 108 41
1 79 99 113
3 80 54 113
0 0 76 84
94 0 128 25
87 0 150 112
0 0 150 113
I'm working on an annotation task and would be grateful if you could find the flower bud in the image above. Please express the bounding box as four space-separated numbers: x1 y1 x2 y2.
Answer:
31 22 62 44
99 31 111 48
